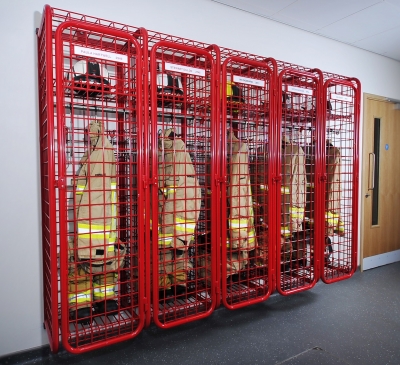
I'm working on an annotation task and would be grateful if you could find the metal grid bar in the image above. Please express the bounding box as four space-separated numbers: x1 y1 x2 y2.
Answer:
54 21 146 354
220 56 275 309
276 68 322 295
321 77 360 283
150 41 218 328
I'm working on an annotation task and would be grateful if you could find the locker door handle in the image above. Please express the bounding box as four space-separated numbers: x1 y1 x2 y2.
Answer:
368 153 375 191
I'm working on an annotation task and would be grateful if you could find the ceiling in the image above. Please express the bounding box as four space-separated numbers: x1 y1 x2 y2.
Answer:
211 0 400 62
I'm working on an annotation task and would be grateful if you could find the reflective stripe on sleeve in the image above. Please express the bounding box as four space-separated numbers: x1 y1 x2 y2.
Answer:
78 223 111 239
158 233 173 247
76 184 85 195
290 206 305 220
161 186 177 196
175 217 196 235
68 289 91 304
281 226 291 237
281 186 290 194
93 283 115 300
325 211 339 226
229 218 249 230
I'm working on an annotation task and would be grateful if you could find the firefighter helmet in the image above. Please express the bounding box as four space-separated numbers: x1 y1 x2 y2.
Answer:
67 58 110 97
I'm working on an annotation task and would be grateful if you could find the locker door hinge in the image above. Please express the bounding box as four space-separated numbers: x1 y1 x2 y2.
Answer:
216 175 226 185
55 178 65 189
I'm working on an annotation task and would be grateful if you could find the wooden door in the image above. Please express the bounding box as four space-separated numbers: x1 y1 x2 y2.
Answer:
361 94 400 270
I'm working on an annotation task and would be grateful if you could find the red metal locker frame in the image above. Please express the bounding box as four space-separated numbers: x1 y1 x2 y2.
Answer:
37 5 59 353
150 40 219 328
276 66 323 296
37 5 150 353
321 76 360 283
55 20 145 353
220 56 275 309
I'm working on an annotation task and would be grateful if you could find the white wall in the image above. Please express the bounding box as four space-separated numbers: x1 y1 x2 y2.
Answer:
0 0 399 357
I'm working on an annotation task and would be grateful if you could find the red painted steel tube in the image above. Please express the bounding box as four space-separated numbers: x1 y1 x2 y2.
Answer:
55 20 145 354
264 57 278 293
207 44 222 308
276 67 321 296
150 40 218 328
221 56 274 309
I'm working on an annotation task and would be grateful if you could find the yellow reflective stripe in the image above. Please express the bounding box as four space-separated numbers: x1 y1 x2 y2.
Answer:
338 220 345 232
158 233 173 246
248 229 256 245
78 223 111 239
226 239 230 248
69 289 91 304
175 217 196 234
93 284 115 299
111 182 117 190
76 184 85 195
260 184 268 191
281 186 290 194
325 211 339 225
290 207 305 219
307 182 314 188
281 226 291 237
229 218 248 229
161 186 177 196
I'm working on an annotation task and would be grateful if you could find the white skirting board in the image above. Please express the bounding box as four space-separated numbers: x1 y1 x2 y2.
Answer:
363 249 400 270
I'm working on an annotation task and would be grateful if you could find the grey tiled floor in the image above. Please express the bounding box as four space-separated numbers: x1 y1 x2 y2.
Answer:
3 262 400 365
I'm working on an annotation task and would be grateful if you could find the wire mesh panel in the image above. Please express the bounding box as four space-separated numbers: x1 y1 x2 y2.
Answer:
37 5 59 353
277 66 322 295
150 41 218 328
55 21 145 353
321 76 360 283
220 57 275 309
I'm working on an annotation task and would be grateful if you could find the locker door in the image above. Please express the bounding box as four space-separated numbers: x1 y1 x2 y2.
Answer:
221 57 275 309
322 78 360 282
150 41 218 328
277 68 321 295
55 21 146 353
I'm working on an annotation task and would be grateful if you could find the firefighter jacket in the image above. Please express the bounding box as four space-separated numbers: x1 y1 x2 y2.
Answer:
158 128 201 249
251 145 269 226
304 141 316 226
227 131 256 251
281 138 306 236
74 120 118 262
326 141 344 235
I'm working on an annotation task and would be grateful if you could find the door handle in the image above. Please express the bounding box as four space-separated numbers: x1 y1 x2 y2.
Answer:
368 153 375 191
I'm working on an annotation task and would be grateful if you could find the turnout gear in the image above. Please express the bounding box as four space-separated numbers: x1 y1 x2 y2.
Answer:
227 131 257 251
325 141 344 236
157 128 201 289
281 135 306 237
304 141 316 229
68 120 125 322
157 128 201 249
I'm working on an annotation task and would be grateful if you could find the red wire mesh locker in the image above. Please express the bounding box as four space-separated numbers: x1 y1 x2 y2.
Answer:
276 63 323 295
150 40 218 328
37 6 149 353
321 74 360 283
220 56 276 309
54 19 146 354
